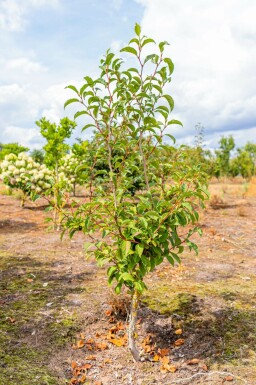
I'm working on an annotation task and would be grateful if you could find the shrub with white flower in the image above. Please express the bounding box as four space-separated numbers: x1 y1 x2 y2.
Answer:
0 152 54 206
59 153 86 195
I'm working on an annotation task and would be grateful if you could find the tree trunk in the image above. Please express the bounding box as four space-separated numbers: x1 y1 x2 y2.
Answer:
128 289 141 361
20 192 26 208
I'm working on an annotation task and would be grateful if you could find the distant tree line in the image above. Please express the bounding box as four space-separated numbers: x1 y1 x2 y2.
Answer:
1 124 256 180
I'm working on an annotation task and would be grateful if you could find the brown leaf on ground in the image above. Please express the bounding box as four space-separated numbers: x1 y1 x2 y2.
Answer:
95 342 108 350
187 358 200 365
225 375 234 381
174 338 185 346
152 354 160 362
85 355 96 360
158 348 170 357
174 328 183 335
71 361 77 369
77 340 85 348
108 337 126 347
105 310 112 317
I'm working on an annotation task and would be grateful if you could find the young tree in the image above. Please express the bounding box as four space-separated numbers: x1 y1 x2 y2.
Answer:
64 24 208 360
36 117 76 228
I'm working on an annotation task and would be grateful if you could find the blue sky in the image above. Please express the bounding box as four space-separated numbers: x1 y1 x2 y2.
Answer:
1 0 256 150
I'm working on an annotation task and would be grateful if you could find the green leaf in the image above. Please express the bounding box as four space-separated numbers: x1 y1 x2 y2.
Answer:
120 46 138 56
121 240 131 257
171 252 181 264
106 52 115 65
166 254 175 266
163 94 174 111
64 98 80 109
121 272 134 282
164 58 174 75
135 23 141 36
65 85 79 94
84 76 94 86
74 110 88 119
142 38 156 47
159 41 170 52
165 134 176 143
167 119 183 126
129 38 140 45
82 123 95 132
135 244 144 257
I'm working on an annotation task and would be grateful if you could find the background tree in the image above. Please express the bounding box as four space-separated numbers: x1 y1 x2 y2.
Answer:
30 149 45 164
215 135 235 177
64 24 208 360
0 143 29 161
36 117 76 229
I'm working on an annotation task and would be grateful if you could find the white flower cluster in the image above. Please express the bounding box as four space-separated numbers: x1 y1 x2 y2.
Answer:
59 153 84 186
0 152 54 195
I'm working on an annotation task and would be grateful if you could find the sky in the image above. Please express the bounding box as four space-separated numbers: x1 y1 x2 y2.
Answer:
0 0 256 151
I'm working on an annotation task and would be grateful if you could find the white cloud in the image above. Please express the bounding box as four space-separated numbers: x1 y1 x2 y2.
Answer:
136 0 256 142
0 0 60 31
2 126 43 149
6 57 47 73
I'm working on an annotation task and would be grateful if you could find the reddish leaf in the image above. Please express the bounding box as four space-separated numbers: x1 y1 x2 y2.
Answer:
225 376 234 382
158 348 170 357
174 338 185 346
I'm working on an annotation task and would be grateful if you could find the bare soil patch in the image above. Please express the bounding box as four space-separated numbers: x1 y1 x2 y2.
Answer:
0 182 255 384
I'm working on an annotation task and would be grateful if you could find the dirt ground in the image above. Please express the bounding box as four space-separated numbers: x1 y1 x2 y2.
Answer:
0 181 256 385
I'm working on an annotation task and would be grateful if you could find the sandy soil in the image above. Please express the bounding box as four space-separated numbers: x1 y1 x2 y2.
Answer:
0 183 255 385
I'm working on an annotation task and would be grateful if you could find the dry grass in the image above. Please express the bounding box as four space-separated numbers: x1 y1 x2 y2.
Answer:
245 176 256 197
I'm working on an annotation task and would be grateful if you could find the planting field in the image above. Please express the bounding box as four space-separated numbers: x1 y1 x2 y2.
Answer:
0 180 256 385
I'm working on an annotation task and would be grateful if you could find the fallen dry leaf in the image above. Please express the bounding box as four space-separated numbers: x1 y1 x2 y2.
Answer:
152 354 160 362
81 363 92 370
108 337 126 347
105 310 112 317
158 348 170 357
225 375 234 382
77 340 85 349
174 328 183 335
174 338 185 347
187 358 200 365
160 356 170 365
95 342 108 350
71 361 77 369
80 332 85 340
85 355 96 360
